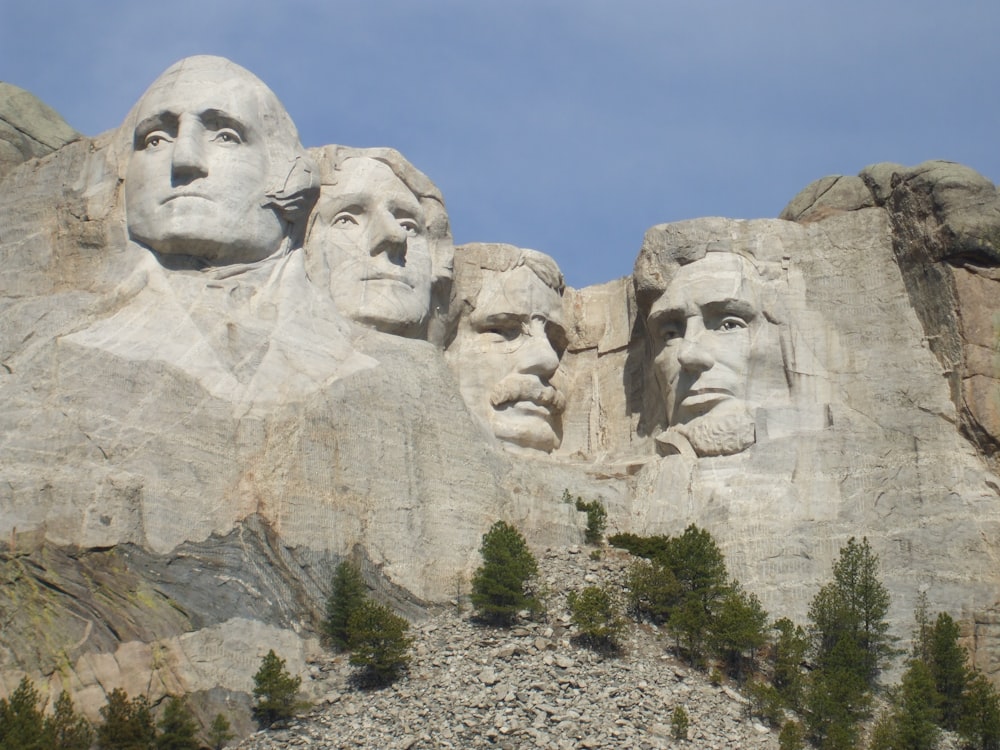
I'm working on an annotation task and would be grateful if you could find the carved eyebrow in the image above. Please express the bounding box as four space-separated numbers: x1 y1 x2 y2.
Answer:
703 298 758 320
133 112 178 148
198 109 249 140
472 311 526 329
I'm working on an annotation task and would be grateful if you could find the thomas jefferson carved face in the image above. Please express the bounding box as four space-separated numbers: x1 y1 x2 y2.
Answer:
449 263 567 454
125 58 293 264
306 157 433 337
647 252 764 455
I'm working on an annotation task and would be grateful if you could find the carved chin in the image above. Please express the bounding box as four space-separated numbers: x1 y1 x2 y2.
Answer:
658 407 756 458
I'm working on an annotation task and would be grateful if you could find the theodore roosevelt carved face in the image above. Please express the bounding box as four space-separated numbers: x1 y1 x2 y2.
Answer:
646 251 765 456
124 56 315 265
305 156 435 338
447 245 567 455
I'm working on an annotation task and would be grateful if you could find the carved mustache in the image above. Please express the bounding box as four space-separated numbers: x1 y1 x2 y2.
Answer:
490 375 566 415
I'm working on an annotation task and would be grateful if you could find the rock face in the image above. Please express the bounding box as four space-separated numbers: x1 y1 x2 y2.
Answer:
1 56 999 737
0 82 80 180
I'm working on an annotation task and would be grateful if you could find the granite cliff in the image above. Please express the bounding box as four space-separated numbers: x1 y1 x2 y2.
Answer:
1 57 998 737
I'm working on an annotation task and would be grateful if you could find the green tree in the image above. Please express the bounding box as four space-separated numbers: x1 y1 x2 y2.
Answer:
802 639 870 750
709 582 769 682
892 659 941 750
927 611 968 730
251 650 303 728
661 524 729 663
608 532 672 560
323 560 367 651
670 705 689 740
777 719 805 750
470 521 540 625
573 496 607 545
206 713 234 750
42 690 94 750
960 671 1000 750
771 617 809 711
808 537 893 688
0 676 45 750
155 695 199 750
97 688 157 750
347 599 413 687
567 585 627 653
625 558 680 624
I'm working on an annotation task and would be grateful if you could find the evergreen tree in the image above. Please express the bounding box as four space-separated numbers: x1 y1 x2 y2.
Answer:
323 560 367 651
0 676 45 750
470 521 540 625
625 558 680 625
347 599 413 687
251 650 303 728
206 713 234 750
771 617 809 711
808 537 892 687
567 585 627 653
960 671 1000 750
927 611 968 730
661 524 728 663
802 638 870 749
97 688 157 750
891 659 941 750
42 690 94 750
155 695 199 750
709 582 768 681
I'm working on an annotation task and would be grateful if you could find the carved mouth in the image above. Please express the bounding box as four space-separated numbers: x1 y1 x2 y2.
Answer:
162 192 214 204
361 273 414 289
680 388 733 409
491 376 566 416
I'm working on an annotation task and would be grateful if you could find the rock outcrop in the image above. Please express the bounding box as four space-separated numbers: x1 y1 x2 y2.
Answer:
1 56 999 741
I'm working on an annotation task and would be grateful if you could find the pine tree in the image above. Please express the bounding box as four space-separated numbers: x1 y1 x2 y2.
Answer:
470 521 540 625
625 558 680 625
0 676 46 750
808 537 892 687
709 582 769 681
892 659 941 750
960 671 1000 750
206 713 234 750
251 650 303 728
42 690 94 750
155 695 199 750
771 617 809 711
323 560 367 651
567 585 627 653
661 524 729 663
347 599 413 686
97 688 157 749
927 611 968 730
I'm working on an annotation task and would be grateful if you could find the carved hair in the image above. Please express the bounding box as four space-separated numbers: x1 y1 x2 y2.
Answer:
451 242 565 311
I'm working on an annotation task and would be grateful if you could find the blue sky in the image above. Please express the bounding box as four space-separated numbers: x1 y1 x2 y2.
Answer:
2 1 997 288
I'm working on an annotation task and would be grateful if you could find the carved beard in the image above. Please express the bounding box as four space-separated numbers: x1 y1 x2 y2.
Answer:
657 405 756 458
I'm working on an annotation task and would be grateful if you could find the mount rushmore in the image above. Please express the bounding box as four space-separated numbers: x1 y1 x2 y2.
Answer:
2 55 1000 722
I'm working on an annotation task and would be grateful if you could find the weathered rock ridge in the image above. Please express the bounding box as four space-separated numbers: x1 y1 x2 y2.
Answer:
1 63 999 738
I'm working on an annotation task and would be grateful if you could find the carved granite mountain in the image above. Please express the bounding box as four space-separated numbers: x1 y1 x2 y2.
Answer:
1 58 998 739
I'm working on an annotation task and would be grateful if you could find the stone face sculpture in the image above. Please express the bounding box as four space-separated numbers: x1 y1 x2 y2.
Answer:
305 146 453 340
644 250 764 456
123 55 318 265
446 243 567 454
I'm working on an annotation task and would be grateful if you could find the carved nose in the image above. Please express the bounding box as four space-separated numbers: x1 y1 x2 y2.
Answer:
517 324 559 379
676 338 714 373
369 210 408 263
171 126 208 183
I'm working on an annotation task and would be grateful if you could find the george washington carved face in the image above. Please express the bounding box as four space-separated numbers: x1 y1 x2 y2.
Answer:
125 56 313 265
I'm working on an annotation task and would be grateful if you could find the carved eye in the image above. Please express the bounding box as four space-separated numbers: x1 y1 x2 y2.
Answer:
484 324 521 342
657 320 683 343
718 316 747 332
398 218 420 236
143 132 170 149
333 213 359 227
213 129 242 145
